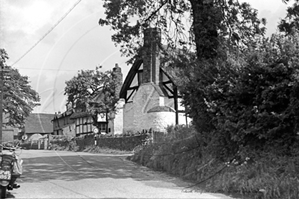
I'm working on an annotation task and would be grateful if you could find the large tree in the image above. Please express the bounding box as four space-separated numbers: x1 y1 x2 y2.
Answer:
279 0 299 34
0 49 40 128
166 1 298 158
99 0 266 61
64 67 120 123
99 0 298 159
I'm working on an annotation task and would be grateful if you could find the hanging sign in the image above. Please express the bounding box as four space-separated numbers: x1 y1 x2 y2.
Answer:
97 113 107 122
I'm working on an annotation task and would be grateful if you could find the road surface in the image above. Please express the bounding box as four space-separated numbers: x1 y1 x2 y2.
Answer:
7 150 233 198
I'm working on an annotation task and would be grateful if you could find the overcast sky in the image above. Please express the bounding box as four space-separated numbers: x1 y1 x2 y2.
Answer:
0 0 290 114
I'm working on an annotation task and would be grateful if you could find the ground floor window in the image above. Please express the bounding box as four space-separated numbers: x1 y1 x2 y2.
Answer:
99 122 107 133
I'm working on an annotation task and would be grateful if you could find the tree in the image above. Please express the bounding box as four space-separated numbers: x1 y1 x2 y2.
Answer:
171 22 298 159
99 0 266 61
278 0 299 34
64 67 120 124
99 0 298 160
0 49 40 128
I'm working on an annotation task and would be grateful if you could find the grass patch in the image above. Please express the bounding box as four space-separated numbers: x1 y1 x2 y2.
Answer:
130 125 299 199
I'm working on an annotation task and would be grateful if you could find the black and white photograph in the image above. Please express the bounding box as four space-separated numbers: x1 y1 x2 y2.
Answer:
0 0 298 198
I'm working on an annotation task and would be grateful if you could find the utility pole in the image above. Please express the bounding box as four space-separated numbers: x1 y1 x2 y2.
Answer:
0 60 3 151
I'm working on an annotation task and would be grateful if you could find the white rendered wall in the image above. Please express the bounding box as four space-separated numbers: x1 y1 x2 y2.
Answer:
113 99 124 135
123 83 178 133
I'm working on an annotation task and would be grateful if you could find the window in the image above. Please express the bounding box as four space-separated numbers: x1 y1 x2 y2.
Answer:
99 123 107 132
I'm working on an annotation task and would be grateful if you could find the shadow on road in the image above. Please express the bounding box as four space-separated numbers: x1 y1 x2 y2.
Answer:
19 151 187 189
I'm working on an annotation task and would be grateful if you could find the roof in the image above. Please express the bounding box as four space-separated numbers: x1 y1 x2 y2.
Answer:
119 58 179 101
24 113 54 134
69 112 91 119
119 59 143 99
52 109 73 121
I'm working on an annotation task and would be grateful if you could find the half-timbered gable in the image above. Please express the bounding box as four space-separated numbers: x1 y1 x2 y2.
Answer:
120 28 190 133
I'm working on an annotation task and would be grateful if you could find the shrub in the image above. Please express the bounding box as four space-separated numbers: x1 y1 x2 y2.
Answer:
130 125 299 199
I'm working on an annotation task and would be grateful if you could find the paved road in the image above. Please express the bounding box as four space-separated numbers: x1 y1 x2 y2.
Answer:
7 150 233 199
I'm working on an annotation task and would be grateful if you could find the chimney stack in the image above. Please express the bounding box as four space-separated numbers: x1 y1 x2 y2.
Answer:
112 63 123 99
142 28 161 84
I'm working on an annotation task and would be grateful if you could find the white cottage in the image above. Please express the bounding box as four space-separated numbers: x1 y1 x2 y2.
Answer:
119 28 190 133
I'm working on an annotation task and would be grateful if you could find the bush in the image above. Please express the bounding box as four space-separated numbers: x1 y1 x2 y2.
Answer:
130 125 299 199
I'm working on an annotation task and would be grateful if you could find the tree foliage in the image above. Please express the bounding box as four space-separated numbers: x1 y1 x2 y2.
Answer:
0 49 40 127
171 31 298 160
99 0 299 160
99 0 266 61
64 67 120 120
278 0 299 34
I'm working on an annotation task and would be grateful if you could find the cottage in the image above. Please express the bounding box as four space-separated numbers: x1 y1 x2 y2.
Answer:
119 28 190 133
52 64 124 137
52 109 75 137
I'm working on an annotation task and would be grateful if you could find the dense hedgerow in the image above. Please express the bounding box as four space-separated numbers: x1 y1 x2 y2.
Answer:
129 125 299 199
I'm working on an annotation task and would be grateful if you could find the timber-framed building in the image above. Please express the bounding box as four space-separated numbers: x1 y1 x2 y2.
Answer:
119 28 190 133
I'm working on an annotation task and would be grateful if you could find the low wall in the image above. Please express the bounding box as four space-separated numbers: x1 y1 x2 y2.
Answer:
96 134 148 151
47 133 148 152
75 134 148 151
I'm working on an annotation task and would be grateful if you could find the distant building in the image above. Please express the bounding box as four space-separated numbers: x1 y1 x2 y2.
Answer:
119 28 190 133
52 64 124 137
52 110 75 137
23 113 54 140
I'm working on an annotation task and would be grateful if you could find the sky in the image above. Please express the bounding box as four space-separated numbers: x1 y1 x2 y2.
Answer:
0 0 291 114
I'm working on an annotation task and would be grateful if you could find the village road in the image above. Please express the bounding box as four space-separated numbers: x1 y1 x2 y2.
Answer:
8 150 233 199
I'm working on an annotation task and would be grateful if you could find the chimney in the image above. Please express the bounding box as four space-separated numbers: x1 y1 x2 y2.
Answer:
142 28 161 84
112 63 123 99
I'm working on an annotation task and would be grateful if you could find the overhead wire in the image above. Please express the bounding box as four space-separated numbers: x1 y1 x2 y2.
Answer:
17 67 82 71
11 0 82 67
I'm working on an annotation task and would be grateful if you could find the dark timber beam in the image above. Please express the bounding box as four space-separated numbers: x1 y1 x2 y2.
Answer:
174 86 179 125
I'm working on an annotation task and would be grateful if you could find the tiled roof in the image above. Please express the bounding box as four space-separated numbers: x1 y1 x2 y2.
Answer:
52 109 73 121
24 113 54 134
69 112 91 119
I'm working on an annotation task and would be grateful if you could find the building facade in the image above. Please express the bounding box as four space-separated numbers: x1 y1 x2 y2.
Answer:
52 64 124 137
119 28 190 133
52 110 75 137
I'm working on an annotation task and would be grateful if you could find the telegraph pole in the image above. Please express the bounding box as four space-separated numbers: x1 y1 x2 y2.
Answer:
0 60 3 151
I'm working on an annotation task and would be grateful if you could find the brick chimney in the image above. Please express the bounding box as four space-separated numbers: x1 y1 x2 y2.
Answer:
142 28 161 84
112 63 123 99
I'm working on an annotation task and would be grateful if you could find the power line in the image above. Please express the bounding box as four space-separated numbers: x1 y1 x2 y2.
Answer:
18 67 82 72
11 0 82 67
17 59 128 72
